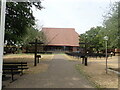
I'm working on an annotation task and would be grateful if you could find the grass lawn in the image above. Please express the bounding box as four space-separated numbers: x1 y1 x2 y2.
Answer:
3 53 54 73
65 54 119 88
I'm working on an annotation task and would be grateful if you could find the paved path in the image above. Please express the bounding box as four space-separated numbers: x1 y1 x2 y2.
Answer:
5 54 94 88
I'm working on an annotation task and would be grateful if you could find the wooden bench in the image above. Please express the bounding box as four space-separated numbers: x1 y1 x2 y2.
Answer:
3 62 28 81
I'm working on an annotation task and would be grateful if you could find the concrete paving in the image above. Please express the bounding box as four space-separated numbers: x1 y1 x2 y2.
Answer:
4 54 95 88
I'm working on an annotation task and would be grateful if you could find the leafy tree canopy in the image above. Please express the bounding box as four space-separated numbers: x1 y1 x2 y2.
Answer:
5 1 43 45
21 27 46 47
80 2 119 52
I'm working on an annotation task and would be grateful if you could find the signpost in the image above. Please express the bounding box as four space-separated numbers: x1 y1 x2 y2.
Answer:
79 38 94 66
79 42 88 66
29 39 43 66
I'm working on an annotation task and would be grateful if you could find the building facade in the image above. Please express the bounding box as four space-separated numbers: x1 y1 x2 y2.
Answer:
42 27 79 52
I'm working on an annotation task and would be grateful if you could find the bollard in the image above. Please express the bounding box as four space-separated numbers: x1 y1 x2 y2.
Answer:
84 57 87 66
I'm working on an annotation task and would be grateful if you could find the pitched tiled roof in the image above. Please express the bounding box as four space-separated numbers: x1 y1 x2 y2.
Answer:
42 27 79 47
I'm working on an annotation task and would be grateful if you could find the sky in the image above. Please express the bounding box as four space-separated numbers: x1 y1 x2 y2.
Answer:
32 0 118 34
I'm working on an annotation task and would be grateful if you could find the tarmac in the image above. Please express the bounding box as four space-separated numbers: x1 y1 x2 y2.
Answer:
4 54 95 88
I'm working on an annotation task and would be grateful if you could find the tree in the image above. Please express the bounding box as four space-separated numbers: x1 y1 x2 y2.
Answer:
5 1 43 45
80 26 104 52
79 2 119 52
103 2 119 48
21 27 46 47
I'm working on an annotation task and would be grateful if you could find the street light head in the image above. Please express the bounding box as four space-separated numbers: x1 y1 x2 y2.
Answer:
104 36 108 41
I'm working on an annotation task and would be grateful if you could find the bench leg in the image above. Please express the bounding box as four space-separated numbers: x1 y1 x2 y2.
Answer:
11 73 14 81
10 72 15 83
11 69 14 82
20 63 24 76
20 69 23 76
10 74 17 83
10 70 16 82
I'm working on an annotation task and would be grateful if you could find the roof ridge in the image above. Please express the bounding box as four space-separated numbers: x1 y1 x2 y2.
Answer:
42 27 75 29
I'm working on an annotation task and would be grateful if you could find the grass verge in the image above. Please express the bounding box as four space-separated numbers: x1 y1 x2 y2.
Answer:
64 54 81 61
75 64 103 89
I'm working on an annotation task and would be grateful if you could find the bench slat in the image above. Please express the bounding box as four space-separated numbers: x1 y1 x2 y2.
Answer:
3 61 28 82
3 62 27 64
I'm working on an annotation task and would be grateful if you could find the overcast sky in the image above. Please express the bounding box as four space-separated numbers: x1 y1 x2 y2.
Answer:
32 0 118 34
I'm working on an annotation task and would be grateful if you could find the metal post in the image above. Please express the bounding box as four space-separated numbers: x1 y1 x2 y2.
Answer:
105 41 108 74
34 39 37 66
84 37 87 66
0 0 6 89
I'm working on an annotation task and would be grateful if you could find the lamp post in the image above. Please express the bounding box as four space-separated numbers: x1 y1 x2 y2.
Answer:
104 36 108 74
